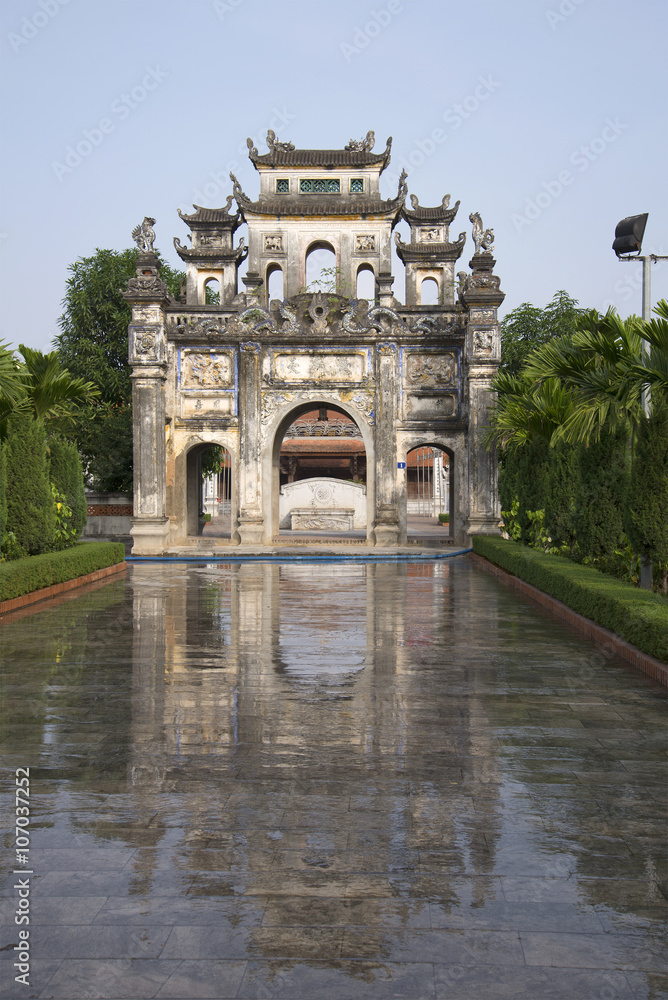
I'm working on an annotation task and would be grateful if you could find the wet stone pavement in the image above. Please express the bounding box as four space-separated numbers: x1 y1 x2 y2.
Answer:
0 557 666 1000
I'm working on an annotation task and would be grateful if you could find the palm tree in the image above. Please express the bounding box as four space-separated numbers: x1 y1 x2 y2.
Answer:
18 345 100 423
0 341 29 427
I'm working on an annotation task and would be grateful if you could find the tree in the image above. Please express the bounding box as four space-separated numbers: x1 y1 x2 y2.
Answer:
500 290 586 376
0 341 29 426
18 345 99 424
54 248 184 492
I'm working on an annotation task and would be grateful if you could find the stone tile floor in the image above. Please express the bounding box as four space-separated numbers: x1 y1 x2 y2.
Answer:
0 558 666 999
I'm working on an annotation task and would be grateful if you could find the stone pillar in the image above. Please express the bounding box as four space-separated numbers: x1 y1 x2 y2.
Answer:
237 341 264 545
373 341 400 546
461 252 505 538
123 253 171 555
377 272 395 307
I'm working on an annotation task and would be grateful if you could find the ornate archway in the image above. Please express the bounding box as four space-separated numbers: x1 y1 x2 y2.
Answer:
124 131 504 554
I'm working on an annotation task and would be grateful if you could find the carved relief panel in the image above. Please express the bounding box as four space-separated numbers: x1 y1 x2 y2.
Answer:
403 351 458 388
270 351 368 384
180 349 234 389
263 234 285 254
470 328 497 359
354 234 376 253
130 325 164 364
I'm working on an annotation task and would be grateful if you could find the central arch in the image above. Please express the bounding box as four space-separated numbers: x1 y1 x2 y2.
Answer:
265 398 376 543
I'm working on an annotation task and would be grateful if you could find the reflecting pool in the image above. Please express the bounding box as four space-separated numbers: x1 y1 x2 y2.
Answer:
1 559 666 999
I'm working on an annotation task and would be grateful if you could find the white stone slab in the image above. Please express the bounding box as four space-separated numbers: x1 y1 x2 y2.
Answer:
279 478 366 529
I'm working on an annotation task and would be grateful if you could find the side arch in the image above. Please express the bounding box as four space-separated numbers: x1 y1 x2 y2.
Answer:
172 434 239 541
397 432 468 544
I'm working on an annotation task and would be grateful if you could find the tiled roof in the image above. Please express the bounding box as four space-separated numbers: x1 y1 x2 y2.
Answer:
402 197 460 225
173 238 247 262
178 203 240 227
248 137 392 171
395 232 467 262
236 194 405 219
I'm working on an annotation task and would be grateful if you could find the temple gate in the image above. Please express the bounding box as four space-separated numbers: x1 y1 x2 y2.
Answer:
123 130 504 553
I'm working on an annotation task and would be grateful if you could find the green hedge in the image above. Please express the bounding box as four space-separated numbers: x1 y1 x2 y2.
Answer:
472 535 668 663
0 542 125 603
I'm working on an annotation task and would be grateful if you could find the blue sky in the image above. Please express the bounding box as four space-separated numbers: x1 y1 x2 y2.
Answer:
1 0 666 353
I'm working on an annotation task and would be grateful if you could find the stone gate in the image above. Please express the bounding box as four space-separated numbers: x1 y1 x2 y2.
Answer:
123 130 504 553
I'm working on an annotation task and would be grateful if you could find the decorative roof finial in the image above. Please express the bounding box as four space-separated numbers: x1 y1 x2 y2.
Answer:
397 168 408 200
266 129 295 153
132 217 156 253
345 130 375 152
469 212 494 254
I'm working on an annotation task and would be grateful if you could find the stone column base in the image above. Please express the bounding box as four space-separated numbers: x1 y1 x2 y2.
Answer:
374 522 400 547
130 517 171 555
466 515 501 539
238 518 264 546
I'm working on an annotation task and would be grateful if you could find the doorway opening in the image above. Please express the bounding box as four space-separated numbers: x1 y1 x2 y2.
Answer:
405 445 453 540
186 444 234 537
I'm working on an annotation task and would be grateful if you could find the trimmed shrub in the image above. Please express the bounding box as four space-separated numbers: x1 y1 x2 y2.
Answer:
5 414 55 554
624 402 668 565
472 535 668 663
48 434 87 535
574 430 629 561
0 541 125 602
0 440 6 539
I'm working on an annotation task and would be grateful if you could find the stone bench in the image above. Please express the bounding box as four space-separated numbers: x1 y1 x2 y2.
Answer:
290 508 355 531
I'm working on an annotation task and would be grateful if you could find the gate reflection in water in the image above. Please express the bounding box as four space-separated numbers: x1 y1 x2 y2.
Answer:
1 560 666 1000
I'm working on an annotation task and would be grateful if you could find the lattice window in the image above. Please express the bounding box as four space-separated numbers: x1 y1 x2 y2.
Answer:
276 179 289 193
299 178 340 193
350 178 364 193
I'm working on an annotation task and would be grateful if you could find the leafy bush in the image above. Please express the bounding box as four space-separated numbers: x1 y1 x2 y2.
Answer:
438 513 450 524
472 535 668 663
48 434 87 534
50 484 78 550
0 542 125 602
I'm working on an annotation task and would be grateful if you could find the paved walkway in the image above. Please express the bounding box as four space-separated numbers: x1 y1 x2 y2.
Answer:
1 558 665 999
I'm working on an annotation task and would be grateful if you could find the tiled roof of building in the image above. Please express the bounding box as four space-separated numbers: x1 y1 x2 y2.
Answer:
395 232 467 262
247 133 392 171
177 200 240 228
402 195 461 225
173 238 247 263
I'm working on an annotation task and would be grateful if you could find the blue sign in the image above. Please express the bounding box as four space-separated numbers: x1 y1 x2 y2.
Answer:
397 462 406 469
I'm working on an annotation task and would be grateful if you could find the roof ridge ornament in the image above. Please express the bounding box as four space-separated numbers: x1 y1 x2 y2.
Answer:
345 130 375 152
397 168 408 200
266 129 295 152
230 172 249 206
132 217 156 253
410 193 452 211
470 211 494 254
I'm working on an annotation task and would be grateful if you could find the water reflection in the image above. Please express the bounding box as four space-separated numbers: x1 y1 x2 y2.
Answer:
0 560 665 999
